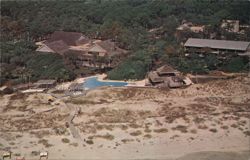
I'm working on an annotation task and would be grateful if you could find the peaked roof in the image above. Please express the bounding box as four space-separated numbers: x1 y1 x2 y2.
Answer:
47 31 89 46
148 71 164 83
89 44 107 53
156 65 179 74
45 40 69 54
89 39 127 56
96 40 116 52
184 38 250 51
36 44 55 53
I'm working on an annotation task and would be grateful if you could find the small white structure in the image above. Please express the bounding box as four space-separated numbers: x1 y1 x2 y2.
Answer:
176 21 205 33
21 88 45 93
2 151 11 159
39 151 48 160
190 26 205 33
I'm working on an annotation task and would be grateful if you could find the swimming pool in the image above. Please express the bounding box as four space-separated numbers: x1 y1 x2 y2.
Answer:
83 77 128 90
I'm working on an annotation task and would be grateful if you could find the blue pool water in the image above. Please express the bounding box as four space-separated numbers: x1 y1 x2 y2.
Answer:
83 77 128 90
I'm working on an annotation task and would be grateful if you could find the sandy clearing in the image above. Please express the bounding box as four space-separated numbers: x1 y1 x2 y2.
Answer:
0 76 249 159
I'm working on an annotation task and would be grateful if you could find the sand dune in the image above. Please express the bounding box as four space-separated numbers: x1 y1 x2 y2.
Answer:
0 76 249 160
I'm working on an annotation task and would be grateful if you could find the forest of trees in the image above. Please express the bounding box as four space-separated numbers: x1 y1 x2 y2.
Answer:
1 0 250 84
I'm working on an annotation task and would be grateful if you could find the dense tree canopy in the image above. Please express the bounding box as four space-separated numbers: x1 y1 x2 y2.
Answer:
1 0 249 84
2 0 250 41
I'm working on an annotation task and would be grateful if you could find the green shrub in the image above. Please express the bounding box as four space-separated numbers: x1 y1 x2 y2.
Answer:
153 128 168 133
27 53 75 81
168 56 209 74
86 139 94 145
221 57 249 72
61 138 70 143
108 50 152 80
130 130 142 136
209 128 218 133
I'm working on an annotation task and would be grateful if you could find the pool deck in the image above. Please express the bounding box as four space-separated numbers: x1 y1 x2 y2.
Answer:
55 74 147 91
97 74 146 87
82 74 146 87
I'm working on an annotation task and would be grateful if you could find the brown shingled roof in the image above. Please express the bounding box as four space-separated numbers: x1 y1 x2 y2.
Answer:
96 40 116 52
45 40 69 55
95 39 127 56
156 65 180 75
47 31 89 46
148 71 164 83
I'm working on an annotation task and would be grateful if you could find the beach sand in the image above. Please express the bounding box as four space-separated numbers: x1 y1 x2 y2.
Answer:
0 75 249 160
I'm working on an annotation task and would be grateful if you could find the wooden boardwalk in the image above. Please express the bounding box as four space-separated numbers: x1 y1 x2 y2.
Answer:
66 106 84 143
48 90 85 144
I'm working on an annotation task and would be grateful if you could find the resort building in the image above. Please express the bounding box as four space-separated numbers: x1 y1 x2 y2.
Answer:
45 31 89 46
176 20 205 33
36 31 89 54
184 38 250 55
88 40 126 57
34 80 57 89
36 31 127 68
37 40 69 55
220 19 250 35
221 20 240 33
0 86 14 94
148 65 190 88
